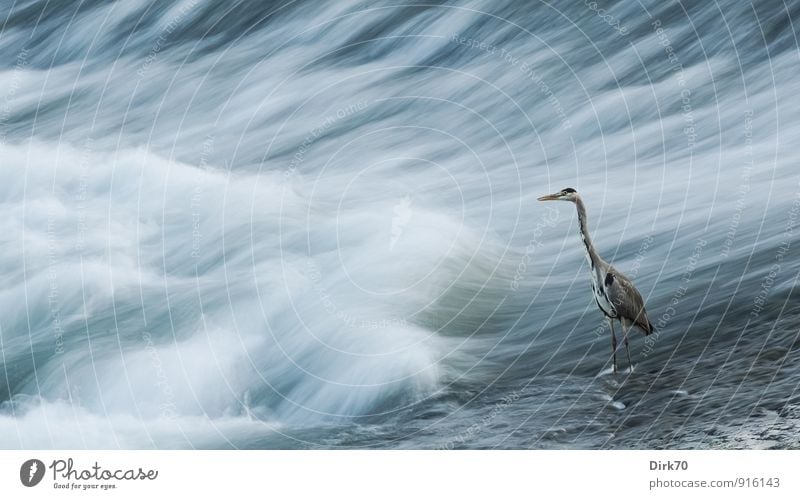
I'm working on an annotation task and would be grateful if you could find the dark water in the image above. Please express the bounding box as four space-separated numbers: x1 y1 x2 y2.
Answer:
0 0 798 449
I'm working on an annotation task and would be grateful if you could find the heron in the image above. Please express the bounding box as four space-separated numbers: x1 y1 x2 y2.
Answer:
538 187 654 373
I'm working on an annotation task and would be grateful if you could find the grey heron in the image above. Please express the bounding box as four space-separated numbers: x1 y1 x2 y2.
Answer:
538 187 654 373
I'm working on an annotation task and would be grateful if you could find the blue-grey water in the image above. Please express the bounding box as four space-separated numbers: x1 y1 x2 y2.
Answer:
0 0 798 449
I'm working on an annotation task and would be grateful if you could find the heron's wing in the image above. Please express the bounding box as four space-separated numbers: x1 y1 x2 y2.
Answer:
604 268 653 334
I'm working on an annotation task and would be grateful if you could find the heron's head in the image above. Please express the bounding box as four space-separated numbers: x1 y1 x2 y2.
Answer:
537 187 577 203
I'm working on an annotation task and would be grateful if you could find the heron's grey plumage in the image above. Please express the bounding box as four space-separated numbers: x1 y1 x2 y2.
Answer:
538 188 655 373
603 267 654 335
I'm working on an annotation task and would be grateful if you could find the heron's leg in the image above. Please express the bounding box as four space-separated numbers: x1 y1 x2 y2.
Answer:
608 317 617 374
622 321 632 371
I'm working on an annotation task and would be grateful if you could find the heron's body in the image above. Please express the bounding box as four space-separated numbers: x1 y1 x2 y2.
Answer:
538 188 654 373
590 264 617 320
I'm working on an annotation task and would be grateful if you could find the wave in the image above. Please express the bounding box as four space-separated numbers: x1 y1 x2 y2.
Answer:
1 0 799 448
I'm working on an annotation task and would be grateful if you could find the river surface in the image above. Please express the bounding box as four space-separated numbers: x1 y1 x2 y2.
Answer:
0 0 798 449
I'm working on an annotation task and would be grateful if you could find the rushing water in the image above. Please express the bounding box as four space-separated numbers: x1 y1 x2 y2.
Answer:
0 0 798 449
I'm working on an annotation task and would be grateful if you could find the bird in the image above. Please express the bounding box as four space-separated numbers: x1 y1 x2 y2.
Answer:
538 187 654 373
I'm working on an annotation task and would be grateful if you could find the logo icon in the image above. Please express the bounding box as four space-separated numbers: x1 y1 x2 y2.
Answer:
390 195 413 251
20 459 45 487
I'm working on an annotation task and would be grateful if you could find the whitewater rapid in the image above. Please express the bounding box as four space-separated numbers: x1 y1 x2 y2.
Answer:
1 0 799 448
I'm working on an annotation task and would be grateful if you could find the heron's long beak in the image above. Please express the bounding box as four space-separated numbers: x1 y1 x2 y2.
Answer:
537 193 560 201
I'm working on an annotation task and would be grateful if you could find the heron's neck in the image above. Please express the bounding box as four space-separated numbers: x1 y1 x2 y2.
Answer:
575 197 601 270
